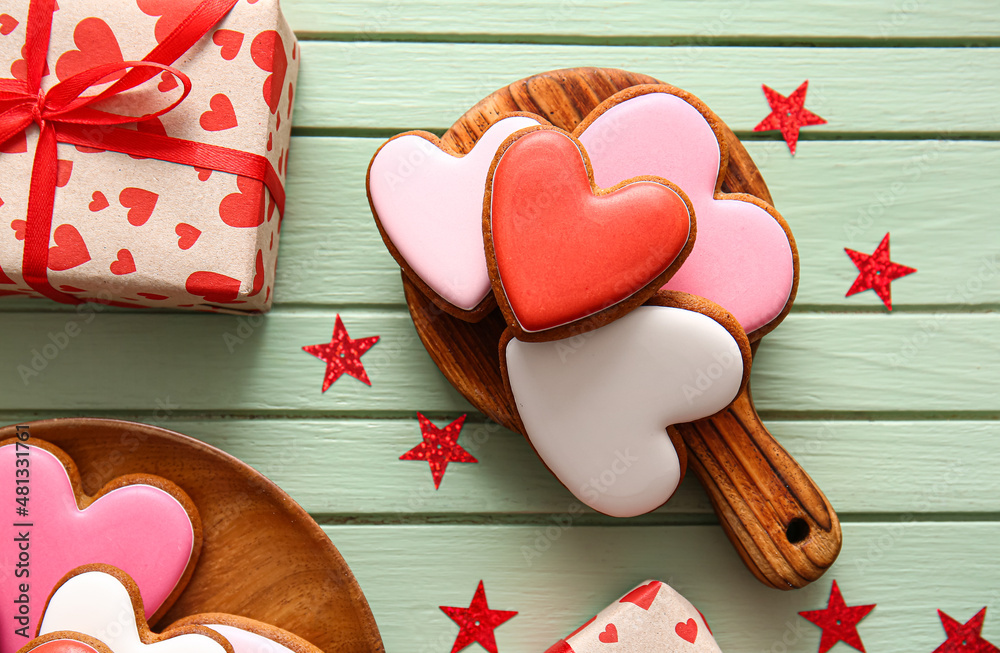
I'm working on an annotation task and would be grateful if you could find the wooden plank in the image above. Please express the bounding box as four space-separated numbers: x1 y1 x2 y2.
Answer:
282 0 1000 39
0 311 996 414
0 416 978 518
275 137 1000 309
324 522 1000 653
292 43 1000 132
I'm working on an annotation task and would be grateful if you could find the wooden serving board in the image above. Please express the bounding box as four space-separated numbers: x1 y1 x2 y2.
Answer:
403 67 841 590
0 418 383 653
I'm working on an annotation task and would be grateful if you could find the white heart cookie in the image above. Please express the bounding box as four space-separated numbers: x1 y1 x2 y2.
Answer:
368 115 544 313
39 569 230 653
169 614 323 653
504 302 747 517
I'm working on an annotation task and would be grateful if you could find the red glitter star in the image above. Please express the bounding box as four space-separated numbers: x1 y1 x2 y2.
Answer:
753 80 827 155
845 233 917 311
302 315 380 392
440 581 518 653
400 413 477 489
933 608 999 653
799 580 875 653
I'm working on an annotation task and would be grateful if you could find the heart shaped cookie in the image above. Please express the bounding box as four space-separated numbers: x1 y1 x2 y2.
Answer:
485 127 696 341
38 565 232 653
0 439 200 652
18 632 113 653
501 292 750 517
368 114 545 320
169 614 323 653
575 85 798 340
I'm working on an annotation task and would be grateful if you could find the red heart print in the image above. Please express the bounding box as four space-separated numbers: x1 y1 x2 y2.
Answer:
287 82 294 119
175 223 200 250
1 131 27 153
266 133 272 151
56 159 72 187
619 581 662 610
76 144 104 154
137 292 169 301
0 196 4 208
488 128 693 334
249 249 264 297
48 224 91 271
598 624 618 644
55 18 125 84
675 619 698 644
266 195 276 222
186 271 241 303
89 191 109 211
195 167 212 181
119 187 158 226
157 71 177 92
0 264 14 285
11 43 49 81
250 30 287 114
200 93 238 131
0 14 18 36
213 29 244 60
10 220 26 240
137 0 203 43
219 175 265 228
109 249 136 275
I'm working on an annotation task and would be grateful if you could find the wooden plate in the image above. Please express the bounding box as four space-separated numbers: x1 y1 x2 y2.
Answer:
0 418 384 653
402 67 841 590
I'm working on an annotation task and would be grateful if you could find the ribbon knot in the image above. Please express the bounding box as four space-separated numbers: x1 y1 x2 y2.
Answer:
0 0 285 307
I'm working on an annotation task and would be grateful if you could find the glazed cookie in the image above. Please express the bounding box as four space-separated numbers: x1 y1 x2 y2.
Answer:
574 84 798 340
368 113 547 321
0 438 201 653
170 614 323 653
18 632 114 653
500 291 751 517
37 565 233 653
485 126 696 341
546 580 722 652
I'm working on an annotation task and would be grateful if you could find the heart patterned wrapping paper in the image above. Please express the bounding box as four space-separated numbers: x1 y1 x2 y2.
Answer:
0 0 299 312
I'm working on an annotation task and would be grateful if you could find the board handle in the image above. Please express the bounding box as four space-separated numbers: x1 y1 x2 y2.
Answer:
674 386 842 589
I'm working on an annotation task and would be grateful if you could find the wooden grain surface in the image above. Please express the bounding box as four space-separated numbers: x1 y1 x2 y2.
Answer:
1 0 998 651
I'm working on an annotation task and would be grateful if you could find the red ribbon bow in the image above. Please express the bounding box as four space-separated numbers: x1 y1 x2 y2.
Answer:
0 0 285 304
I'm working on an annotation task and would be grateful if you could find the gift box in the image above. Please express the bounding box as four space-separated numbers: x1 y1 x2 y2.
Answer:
546 580 722 652
0 0 298 312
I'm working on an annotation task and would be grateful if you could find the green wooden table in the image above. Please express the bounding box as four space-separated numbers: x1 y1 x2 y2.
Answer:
2 1 999 651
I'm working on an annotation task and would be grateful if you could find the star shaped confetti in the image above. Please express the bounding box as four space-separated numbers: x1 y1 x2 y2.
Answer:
753 80 827 155
302 315 380 392
799 580 875 653
845 233 916 311
933 608 999 653
441 581 518 653
400 413 477 489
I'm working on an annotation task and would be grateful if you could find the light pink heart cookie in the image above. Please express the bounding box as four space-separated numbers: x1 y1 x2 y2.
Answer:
367 114 544 320
0 439 200 652
576 86 797 339
547 580 722 653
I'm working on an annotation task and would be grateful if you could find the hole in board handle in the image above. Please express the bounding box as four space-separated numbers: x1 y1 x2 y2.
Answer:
785 517 810 544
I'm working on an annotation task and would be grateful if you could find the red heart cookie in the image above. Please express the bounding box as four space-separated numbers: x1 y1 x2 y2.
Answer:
213 29 244 60
110 249 136 275
54 18 125 84
48 224 91 271
598 624 617 644
486 127 695 340
186 271 242 303
89 191 109 211
675 618 698 643
200 93 238 131
175 223 201 249
119 187 158 226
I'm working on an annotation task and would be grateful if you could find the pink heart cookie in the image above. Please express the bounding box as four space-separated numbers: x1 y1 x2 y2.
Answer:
367 114 544 320
576 86 798 339
0 439 200 652
546 580 722 652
